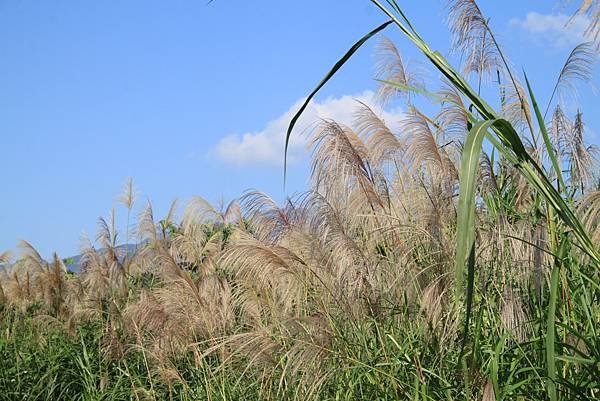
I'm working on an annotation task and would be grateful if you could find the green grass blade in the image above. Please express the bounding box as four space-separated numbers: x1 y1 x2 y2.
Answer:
372 0 600 265
458 243 476 363
454 120 496 364
524 72 567 193
546 237 568 401
455 120 494 292
375 79 454 103
284 19 392 181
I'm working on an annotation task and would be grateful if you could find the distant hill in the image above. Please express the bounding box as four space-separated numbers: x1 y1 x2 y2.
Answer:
64 243 140 273
1 243 140 274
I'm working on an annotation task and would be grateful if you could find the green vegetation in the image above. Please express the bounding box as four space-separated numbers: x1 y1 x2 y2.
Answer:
1 1 599 400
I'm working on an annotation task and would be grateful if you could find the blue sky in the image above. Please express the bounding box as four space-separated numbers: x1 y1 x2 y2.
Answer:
1 1 598 257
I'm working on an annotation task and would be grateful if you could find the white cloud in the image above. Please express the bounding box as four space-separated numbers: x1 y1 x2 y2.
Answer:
509 12 591 49
211 91 404 166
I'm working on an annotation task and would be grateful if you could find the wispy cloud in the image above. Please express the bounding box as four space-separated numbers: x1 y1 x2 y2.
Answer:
509 12 591 49
211 91 404 166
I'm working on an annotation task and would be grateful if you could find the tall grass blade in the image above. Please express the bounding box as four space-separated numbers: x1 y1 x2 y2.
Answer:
370 1 600 268
455 120 494 291
458 244 476 362
524 73 567 193
455 120 495 367
284 19 392 181
547 237 568 401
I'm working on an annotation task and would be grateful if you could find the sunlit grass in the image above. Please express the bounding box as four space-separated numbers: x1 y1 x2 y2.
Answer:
1 1 599 400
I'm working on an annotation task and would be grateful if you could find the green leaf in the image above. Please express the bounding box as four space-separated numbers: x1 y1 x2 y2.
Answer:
375 79 452 103
455 120 496 365
284 19 393 181
524 72 567 193
371 1 599 266
546 236 568 401
455 120 494 292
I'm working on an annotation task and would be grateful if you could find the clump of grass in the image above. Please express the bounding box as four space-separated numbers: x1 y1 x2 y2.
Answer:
1 1 599 400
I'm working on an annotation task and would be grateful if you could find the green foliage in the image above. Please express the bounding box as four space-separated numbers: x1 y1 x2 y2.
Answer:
1 1 599 401
63 257 75 266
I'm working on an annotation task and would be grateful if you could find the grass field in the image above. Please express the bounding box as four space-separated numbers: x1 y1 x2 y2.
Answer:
1 1 599 400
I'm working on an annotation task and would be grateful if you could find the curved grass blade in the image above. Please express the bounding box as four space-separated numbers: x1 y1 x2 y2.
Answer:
454 119 494 366
455 120 495 292
284 19 393 181
375 79 453 103
524 72 567 193
458 243 476 363
371 1 599 266
546 237 568 401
